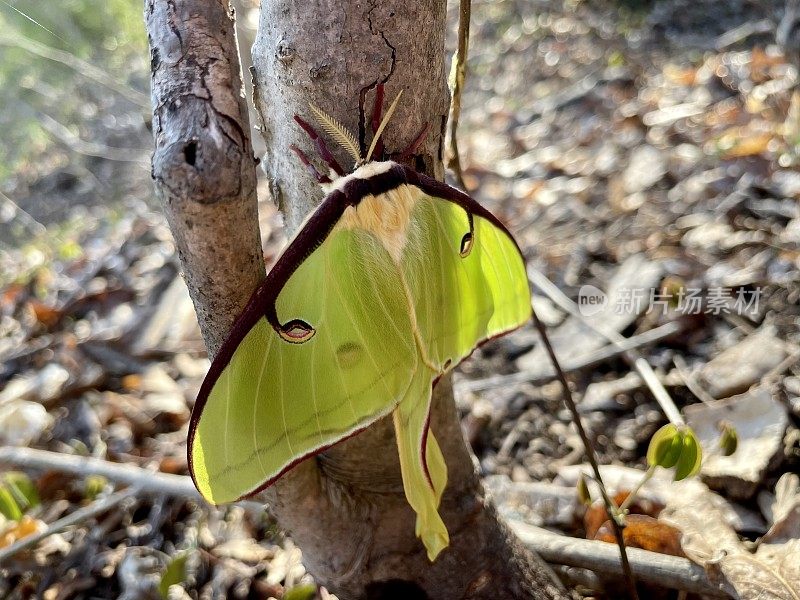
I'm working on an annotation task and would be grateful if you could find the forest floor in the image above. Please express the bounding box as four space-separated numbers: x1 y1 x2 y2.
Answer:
1 0 799 598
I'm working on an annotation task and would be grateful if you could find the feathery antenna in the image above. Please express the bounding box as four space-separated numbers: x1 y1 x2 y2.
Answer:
308 103 362 164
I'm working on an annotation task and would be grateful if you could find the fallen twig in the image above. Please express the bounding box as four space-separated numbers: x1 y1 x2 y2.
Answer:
673 355 717 405
460 321 682 393
510 520 731 598
528 267 685 426
0 446 264 513
0 487 139 564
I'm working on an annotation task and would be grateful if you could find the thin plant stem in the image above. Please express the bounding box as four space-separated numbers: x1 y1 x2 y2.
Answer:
528 267 685 427
618 466 656 513
446 0 470 191
531 308 640 600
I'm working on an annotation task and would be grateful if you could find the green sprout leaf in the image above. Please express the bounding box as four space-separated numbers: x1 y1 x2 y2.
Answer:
2 472 39 513
577 473 592 506
283 583 318 600
647 424 681 468
158 550 190 600
673 429 702 481
718 421 738 457
84 475 108 501
0 486 22 521
647 424 703 481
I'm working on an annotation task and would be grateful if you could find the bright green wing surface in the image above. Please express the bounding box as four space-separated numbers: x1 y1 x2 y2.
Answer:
402 194 532 368
191 228 418 504
190 176 532 564
393 192 532 561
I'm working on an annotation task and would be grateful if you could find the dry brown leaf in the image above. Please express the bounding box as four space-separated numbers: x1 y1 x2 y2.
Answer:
663 63 697 87
593 514 685 557
662 478 800 598
763 474 800 545
584 490 663 539
0 514 44 549
27 299 62 328
719 130 774 159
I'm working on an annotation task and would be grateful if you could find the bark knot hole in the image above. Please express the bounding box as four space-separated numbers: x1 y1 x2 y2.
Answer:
365 580 429 600
184 141 198 166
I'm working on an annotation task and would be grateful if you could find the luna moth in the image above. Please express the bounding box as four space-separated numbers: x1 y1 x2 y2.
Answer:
188 86 532 562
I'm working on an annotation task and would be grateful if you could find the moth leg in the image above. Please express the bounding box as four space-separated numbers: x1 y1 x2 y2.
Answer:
290 144 332 184
370 83 386 160
293 115 345 177
395 122 432 161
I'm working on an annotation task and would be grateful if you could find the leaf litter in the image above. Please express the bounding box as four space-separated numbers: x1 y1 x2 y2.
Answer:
0 0 799 597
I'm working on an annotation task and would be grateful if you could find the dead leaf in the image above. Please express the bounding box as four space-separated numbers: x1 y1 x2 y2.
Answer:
0 514 44 549
763 474 800 545
684 388 788 499
593 514 685 557
27 299 62 328
662 478 800 598
584 491 664 539
718 129 773 159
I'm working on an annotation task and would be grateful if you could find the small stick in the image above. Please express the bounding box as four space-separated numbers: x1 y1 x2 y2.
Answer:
461 320 682 393
528 267 685 427
0 446 264 514
446 0 471 191
511 520 731 598
531 308 640 600
0 487 139 564
673 355 717 405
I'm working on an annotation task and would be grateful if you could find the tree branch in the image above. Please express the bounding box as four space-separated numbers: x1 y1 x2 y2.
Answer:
146 0 567 597
146 0 264 356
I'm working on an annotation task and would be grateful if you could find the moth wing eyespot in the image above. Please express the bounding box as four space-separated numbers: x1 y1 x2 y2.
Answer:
279 319 316 343
459 232 473 258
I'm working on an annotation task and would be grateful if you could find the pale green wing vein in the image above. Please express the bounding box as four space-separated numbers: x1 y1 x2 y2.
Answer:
490 221 526 307
343 234 399 401
366 250 416 355
252 329 274 480
224 363 230 464
430 202 457 359
277 325 294 456
333 237 394 404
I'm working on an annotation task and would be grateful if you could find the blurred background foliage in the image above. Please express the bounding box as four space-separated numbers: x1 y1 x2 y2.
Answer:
0 0 148 183
0 0 154 289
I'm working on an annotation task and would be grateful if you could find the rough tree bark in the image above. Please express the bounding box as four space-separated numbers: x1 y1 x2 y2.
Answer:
146 1 568 598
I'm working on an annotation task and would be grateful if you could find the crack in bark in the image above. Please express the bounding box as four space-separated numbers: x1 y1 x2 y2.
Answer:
358 0 398 152
165 0 184 50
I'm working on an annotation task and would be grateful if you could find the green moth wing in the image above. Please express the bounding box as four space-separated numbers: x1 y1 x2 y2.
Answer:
188 161 532 561
190 212 419 504
386 173 531 560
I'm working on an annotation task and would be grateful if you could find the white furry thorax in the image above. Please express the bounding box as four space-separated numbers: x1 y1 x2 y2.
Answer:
328 161 417 264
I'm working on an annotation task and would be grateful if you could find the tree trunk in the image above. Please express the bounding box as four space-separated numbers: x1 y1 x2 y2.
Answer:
146 1 568 598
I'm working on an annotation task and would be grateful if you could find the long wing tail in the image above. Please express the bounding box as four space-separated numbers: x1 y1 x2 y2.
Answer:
392 375 449 561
